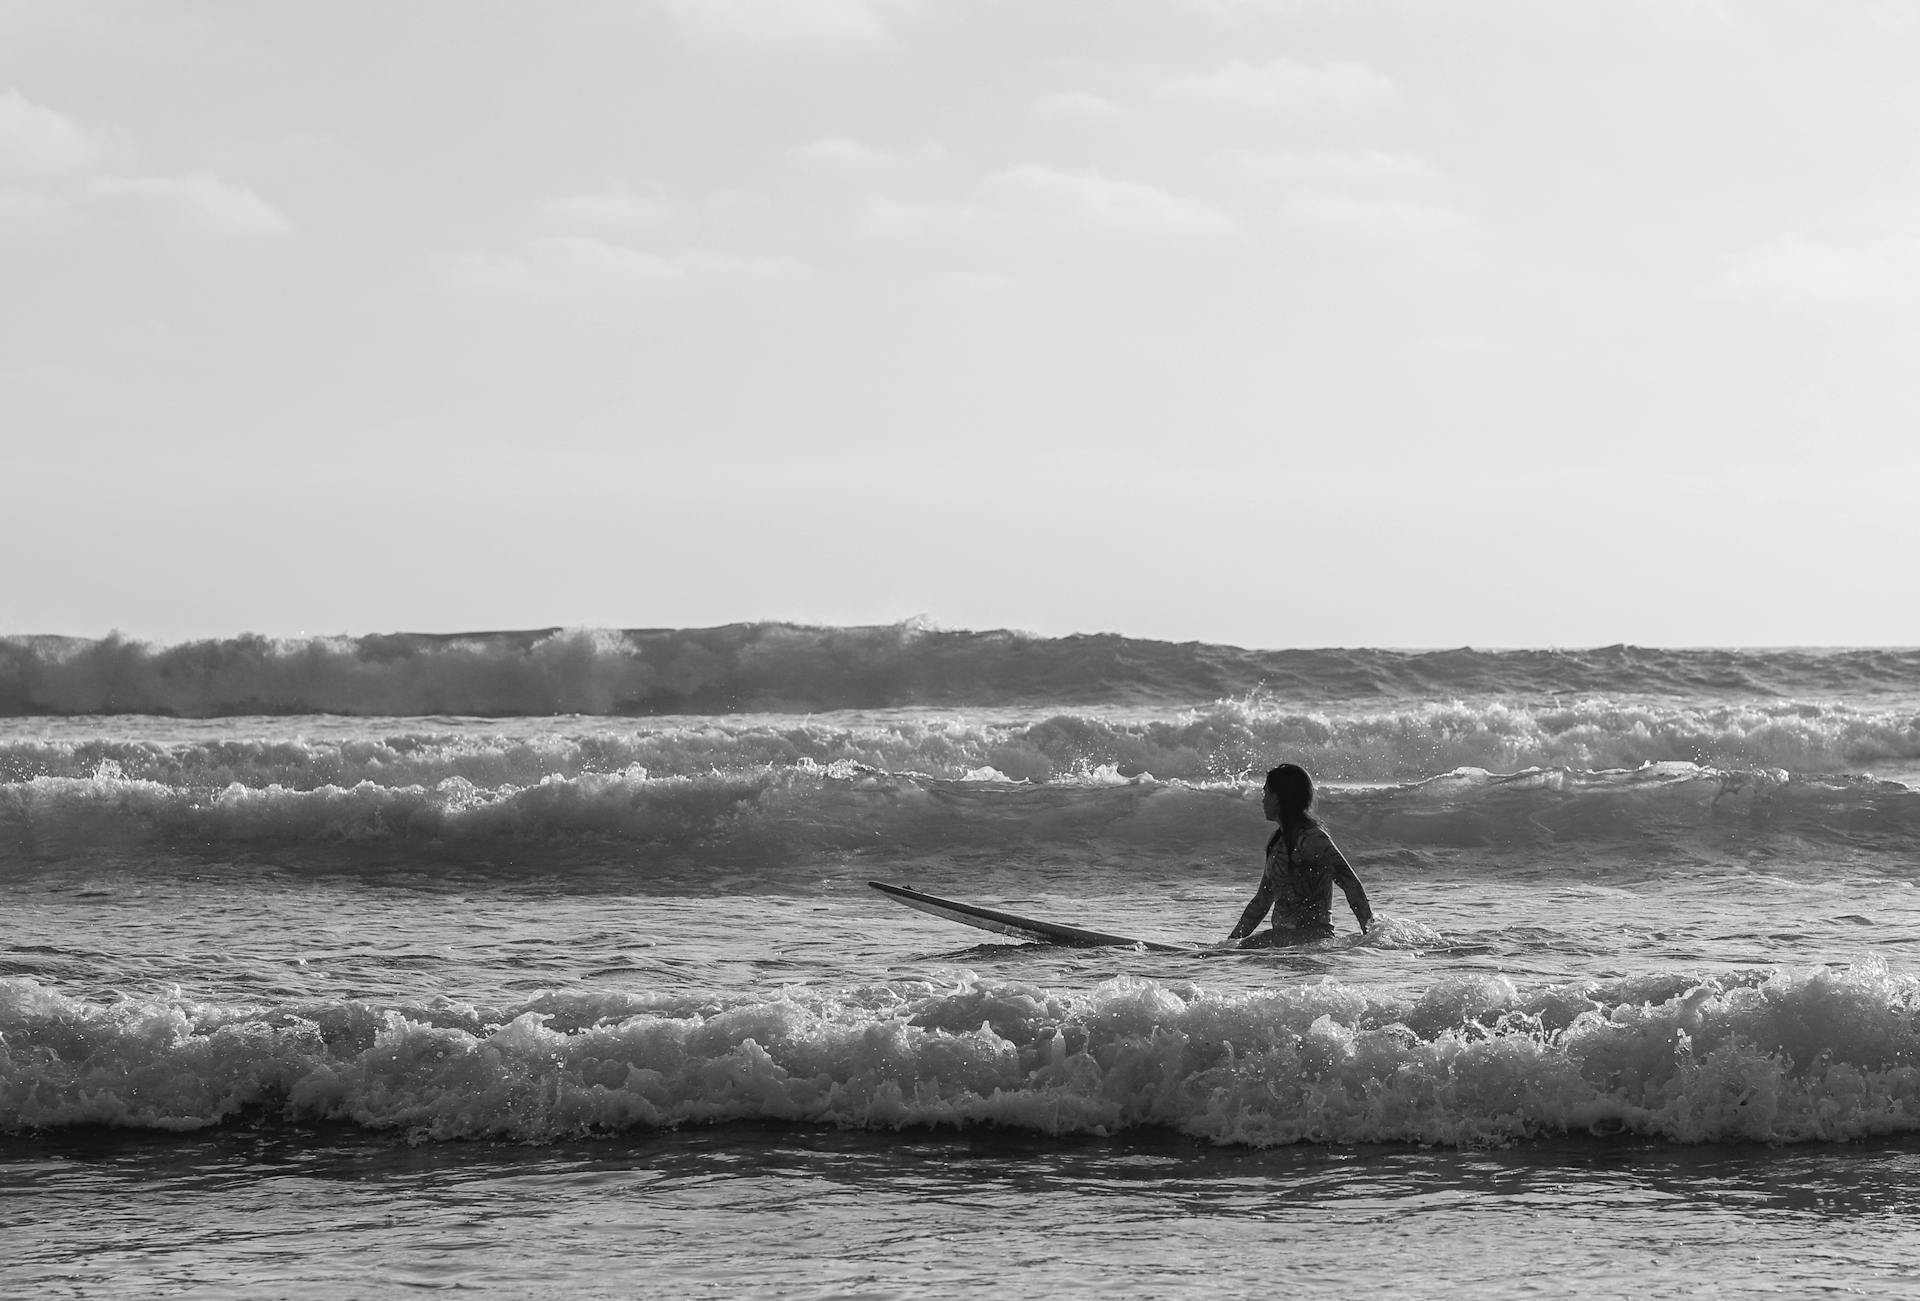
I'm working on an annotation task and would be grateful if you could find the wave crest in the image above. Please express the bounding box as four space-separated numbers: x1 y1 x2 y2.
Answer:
6 625 1918 717
4 697 1917 791
7 964 1918 1146
5 761 1917 877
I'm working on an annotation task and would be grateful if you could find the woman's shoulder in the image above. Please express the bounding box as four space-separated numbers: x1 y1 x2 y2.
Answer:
1297 825 1343 857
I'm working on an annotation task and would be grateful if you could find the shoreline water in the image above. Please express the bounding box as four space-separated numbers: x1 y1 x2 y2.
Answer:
11 1122 1920 1298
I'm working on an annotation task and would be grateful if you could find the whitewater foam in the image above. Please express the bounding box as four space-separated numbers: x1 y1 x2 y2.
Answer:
5 754 1917 876
7 695 1916 792
7 964 1918 1147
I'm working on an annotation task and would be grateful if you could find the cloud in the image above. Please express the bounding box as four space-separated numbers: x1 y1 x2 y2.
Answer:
862 165 1234 241
991 166 1234 236
0 90 289 238
0 89 115 176
1164 57 1397 112
537 190 685 232
0 187 67 225
1233 148 1433 186
1624 0 1741 41
1034 91 1125 124
653 0 914 52
1176 0 1337 19
1284 193 1481 247
787 136 945 169
439 234 805 299
790 137 891 168
87 171 291 237
443 185 809 304
1724 235 1920 302
1418 330 1514 357
934 269 1020 301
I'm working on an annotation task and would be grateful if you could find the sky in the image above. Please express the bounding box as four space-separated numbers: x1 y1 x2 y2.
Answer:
2 0 1916 649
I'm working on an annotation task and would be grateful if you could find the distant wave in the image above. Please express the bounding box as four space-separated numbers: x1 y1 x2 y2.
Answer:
6 761 1916 876
6 964 1917 1145
5 697 1917 787
4 624 1918 717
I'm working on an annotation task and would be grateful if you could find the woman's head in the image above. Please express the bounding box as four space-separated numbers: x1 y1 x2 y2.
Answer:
1262 763 1315 825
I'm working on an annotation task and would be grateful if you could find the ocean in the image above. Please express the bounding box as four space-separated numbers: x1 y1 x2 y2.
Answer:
5 624 1920 1297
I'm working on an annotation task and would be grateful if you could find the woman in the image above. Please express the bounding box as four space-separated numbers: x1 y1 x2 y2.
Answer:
1227 763 1373 948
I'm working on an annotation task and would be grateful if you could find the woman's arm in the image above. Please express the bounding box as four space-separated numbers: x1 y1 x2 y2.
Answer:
1330 851 1372 932
1306 830 1373 932
1227 879 1274 942
1336 864 1372 933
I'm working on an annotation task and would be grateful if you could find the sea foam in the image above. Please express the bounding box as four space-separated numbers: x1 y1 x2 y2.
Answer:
5 760 1917 875
5 964 1918 1146
6 697 1916 788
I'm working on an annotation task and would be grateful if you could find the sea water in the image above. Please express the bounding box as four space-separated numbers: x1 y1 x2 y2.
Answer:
5 626 1920 1297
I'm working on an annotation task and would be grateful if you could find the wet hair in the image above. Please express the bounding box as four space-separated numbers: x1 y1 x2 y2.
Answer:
1264 763 1319 851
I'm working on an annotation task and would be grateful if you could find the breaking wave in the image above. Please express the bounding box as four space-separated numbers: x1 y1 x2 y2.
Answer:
5 760 1917 876
6 963 1918 1146
5 696 1918 787
5 624 1917 717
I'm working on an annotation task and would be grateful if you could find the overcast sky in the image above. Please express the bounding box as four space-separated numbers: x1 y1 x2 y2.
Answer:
3 0 1915 647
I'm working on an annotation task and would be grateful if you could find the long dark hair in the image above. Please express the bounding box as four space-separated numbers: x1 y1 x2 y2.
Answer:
1265 763 1319 856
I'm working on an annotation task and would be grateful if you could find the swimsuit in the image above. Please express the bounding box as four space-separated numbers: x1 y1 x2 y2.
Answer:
1238 824 1372 947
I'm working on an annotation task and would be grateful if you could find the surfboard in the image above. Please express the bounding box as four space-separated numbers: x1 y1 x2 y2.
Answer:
868 880 1201 952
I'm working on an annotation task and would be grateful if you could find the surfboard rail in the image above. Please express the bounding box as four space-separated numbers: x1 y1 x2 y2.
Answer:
868 880 1199 952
